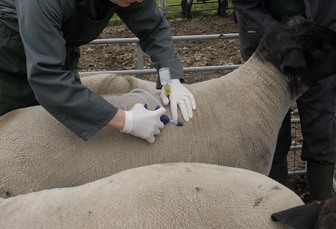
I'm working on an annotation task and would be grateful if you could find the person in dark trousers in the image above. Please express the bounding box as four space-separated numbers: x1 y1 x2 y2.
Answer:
0 0 196 143
232 0 336 201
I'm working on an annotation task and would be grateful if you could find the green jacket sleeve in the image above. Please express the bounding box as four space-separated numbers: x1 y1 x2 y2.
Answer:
116 0 184 88
15 0 117 140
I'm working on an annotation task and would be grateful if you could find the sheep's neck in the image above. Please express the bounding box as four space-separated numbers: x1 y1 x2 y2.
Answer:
197 56 294 117
225 56 293 126
238 56 293 133
190 55 295 173
232 55 294 112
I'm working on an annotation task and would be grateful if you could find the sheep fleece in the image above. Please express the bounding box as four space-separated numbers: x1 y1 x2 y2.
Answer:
0 163 303 229
0 57 291 197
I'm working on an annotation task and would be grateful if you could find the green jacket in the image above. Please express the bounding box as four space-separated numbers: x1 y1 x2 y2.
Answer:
0 0 183 140
232 0 336 60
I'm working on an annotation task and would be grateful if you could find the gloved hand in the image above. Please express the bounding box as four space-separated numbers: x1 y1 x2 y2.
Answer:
160 79 196 121
121 103 166 143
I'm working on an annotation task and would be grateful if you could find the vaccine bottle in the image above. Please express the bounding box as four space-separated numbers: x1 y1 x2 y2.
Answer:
159 67 171 96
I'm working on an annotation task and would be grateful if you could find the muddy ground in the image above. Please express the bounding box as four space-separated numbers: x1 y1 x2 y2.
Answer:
78 14 242 81
78 14 313 201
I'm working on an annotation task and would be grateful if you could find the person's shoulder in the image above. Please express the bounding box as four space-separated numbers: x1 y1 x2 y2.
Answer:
26 0 76 19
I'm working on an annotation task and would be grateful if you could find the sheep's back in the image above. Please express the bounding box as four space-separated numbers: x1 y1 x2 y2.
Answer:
0 163 303 228
0 61 285 198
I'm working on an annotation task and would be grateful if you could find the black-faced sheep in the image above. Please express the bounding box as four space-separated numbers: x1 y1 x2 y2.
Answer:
181 0 228 19
0 163 304 228
271 196 336 229
1 16 336 198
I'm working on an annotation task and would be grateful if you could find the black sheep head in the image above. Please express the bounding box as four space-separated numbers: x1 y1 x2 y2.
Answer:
256 15 336 94
271 196 336 229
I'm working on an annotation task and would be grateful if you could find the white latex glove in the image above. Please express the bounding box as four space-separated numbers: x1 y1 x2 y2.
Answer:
121 103 166 143
160 79 196 122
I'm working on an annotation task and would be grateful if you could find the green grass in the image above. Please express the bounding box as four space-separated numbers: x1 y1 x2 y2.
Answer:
109 16 123 26
108 0 234 26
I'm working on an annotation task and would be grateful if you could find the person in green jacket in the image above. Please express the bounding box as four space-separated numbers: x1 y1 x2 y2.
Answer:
0 0 196 143
233 0 336 202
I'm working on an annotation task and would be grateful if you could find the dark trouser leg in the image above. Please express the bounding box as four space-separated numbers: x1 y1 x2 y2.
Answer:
269 111 291 186
181 0 192 19
297 75 336 201
0 75 38 116
0 20 38 116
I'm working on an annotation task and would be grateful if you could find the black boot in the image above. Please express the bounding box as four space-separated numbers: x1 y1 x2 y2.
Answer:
307 161 335 201
269 158 289 187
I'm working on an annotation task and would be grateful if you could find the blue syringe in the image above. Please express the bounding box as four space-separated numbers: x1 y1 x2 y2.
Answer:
146 104 183 127
160 115 183 127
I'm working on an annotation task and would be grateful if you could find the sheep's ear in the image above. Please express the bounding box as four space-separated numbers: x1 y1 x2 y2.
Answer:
271 201 320 229
279 49 305 75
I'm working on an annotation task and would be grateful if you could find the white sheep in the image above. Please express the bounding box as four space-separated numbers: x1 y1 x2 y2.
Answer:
0 162 304 228
1 16 336 198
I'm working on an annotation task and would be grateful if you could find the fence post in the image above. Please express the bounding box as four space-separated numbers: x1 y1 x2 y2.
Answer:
158 0 166 11
136 44 144 70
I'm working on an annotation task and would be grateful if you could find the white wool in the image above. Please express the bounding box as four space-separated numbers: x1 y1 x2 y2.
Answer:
0 56 294 197
0 163 303 228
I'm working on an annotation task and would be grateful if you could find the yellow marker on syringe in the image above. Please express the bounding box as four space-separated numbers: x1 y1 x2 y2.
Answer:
159 67 171 96
163 84 171 96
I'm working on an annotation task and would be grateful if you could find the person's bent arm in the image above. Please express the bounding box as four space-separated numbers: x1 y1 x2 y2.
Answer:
232 0 279 60
116 0 196 122
232 0 278 26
